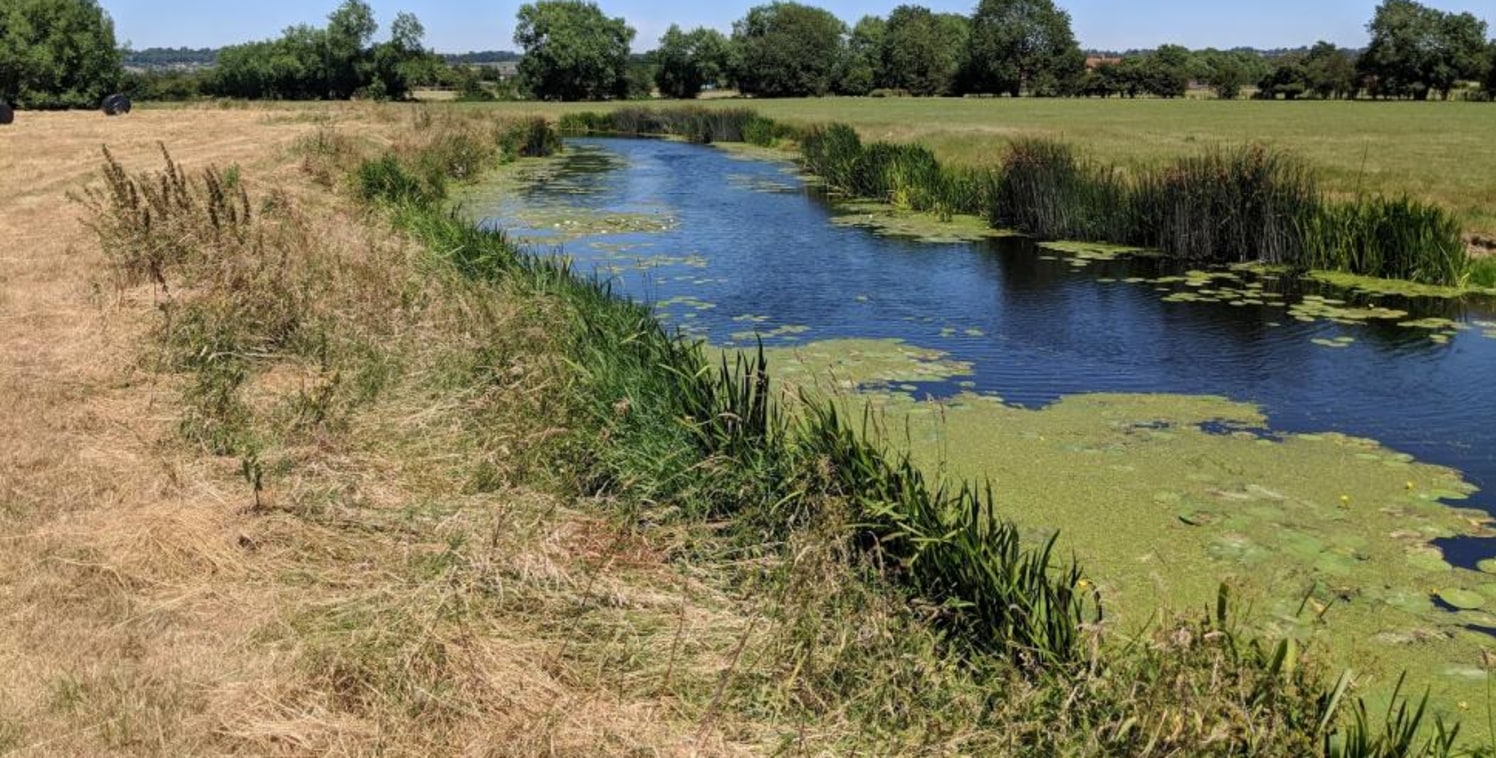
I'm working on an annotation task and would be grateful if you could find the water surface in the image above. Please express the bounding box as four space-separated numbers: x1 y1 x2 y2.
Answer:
469 137 1496 563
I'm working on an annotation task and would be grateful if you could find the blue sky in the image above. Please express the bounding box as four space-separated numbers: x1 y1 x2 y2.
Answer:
105 0 1493 53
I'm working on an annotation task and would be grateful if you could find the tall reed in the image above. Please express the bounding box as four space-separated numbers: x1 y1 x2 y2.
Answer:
1132 145 1318 263
991 138 1133 242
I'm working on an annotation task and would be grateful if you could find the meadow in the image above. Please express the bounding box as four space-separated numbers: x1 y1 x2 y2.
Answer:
465 97 1496 241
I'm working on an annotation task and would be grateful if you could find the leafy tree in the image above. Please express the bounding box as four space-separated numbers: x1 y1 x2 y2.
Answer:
880 6 967 96
654 25 727 98
121 69 206 102
1360 0 1488 100
1303 41 1358 99
961 0 1083 97
366 11 434 100
835 15 884 95
208 2 426 101
325 0 376 98
1258 55 1308 99
1430 11 1489 98
731 2 845 98
514 0 634 101
1487 42 1496 97
1208 58 1245 100
0 0 123 109
1142 44 1192 98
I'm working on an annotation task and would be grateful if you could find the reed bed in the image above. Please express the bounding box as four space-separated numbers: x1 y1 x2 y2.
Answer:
338 115 1475 755
801 124 986 220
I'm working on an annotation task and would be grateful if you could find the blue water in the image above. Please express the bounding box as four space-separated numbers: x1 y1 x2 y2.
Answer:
470 137 1496 564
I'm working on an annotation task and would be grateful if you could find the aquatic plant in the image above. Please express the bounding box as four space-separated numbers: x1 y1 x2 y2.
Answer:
1302 196 1468 285
1133 145 1317 263
991 138 1132 242
497 116 562 159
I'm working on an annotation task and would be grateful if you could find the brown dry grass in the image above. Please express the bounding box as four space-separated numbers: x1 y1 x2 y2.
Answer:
0 106 760 756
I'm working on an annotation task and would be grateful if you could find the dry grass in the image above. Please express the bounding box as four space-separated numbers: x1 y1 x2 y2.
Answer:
0 105 774 756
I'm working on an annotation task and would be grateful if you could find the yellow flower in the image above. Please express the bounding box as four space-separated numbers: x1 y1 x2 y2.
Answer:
1406 481 1415 490
1339 494 1351 508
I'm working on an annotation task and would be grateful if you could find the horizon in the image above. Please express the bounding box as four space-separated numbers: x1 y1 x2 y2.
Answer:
104 0 1494 55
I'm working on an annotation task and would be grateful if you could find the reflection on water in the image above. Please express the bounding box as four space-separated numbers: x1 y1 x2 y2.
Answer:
469 137 1496 564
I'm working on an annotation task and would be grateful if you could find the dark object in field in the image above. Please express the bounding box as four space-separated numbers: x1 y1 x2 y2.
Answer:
102 94 132 116
0 102 13 125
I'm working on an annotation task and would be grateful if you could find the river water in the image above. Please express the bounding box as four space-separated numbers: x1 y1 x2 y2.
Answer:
468 136 1496 566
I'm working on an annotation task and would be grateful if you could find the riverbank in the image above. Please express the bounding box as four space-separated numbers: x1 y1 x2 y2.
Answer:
0 104 1479 754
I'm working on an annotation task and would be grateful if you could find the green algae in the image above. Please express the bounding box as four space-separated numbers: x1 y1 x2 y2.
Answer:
1311 270 1496 300
655 295 715 311
756 338 974 399
828 200 1017 244
729 324 811 342
1311 336 1357 349
1439 589 1486 610
1037 240 1152 261
760 336 1491 731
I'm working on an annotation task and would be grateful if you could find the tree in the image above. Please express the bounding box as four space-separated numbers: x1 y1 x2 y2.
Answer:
207 2 426 101
731 2 844 98
880 6 967 96
1430 11 1488 98
1360 0 1487 100
1141 44 1192 98
366 11 434 100
1258 55 1308 100
960 0 1082 97
1487 42 1496 97
1303 41 1358 99
0 0 123 109
1208 58 1245 100
654 25 727 98
514 0 634 101
326 0 376 98
835 15 884 95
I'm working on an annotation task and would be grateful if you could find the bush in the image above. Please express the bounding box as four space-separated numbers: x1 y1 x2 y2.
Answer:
357 154 439 206
497 117 562 158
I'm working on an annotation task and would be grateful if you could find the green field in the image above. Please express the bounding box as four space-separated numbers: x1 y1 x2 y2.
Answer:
469 97 1496 238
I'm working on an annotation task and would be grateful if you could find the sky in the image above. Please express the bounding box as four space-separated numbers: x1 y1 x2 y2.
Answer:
104 0 1495 54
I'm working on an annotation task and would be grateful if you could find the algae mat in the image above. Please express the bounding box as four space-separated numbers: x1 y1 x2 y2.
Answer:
765 338 1495 719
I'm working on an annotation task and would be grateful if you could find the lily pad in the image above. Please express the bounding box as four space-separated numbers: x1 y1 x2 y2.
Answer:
1478 559 1496 575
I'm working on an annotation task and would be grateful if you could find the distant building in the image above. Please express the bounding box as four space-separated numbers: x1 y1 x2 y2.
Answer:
1085 56 1122 70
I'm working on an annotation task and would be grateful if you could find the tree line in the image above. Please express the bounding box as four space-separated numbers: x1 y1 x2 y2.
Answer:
518 0 1495 102
2 0 1494 107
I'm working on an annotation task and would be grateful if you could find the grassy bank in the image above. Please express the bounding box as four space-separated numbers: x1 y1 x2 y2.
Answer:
463 98 1496 240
